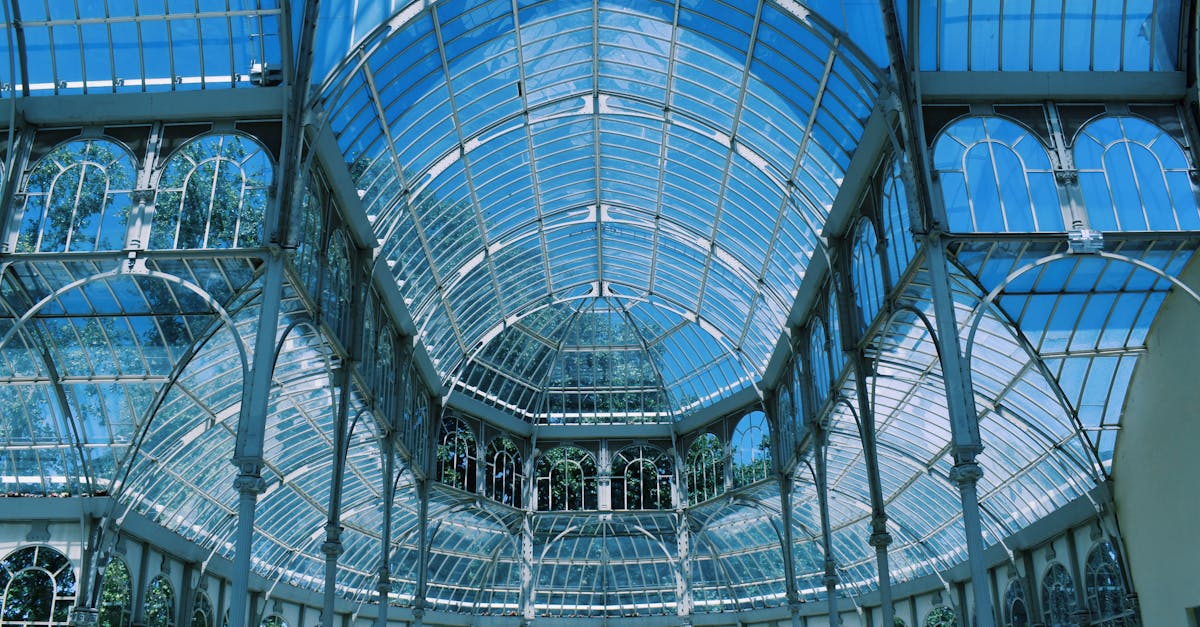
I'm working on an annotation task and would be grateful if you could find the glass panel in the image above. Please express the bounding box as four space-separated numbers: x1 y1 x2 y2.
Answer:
934 116 1063 233
151 134 273 250
19 139 135 253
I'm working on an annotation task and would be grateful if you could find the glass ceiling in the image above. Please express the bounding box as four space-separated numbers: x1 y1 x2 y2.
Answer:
318 0 881 421
1 0 1197 621
0 0 282 95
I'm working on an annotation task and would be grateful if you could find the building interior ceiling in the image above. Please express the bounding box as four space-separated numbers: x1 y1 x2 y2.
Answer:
0 0 1193 621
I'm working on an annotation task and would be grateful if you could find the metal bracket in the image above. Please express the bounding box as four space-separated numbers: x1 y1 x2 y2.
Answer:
1067 228 1104 254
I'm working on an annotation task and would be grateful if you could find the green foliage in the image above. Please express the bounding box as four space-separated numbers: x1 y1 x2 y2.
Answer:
436 420 476 492
731 434 772 487
485 437 522 507
151 134 269 249
0 546 76 623
99 558 132 627
19 140 133 253
612 446 672 510
686 433 725 504
2 570 55 620
143 576 175 627
925 606 958 627
536 447 597 510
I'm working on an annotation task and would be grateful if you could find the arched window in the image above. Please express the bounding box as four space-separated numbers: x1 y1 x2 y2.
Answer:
1040 563 1078 627
925 606 958 627
294 176 325 298
731 410 771 487
190 591 213 627
791 356 805 436
809 319 831 409
408 371 429 472
143 575 175 627
485 437 523 508
775 369 796 457
1004 579 1030 627
436 416 477 493
99 557 133 627
377 330 397 422
852 218 885 332
611 445 672 510
0 545 77 625
322 230 352 340
686 432 725 505
361 301 378 387
260 616 287 627
1075 116 1199 231
19 138 135 252
1085 540 1138 626
882 158 917 284
536 446 597 511
151 133 271 249
933 117 1063 233
828 292 845 376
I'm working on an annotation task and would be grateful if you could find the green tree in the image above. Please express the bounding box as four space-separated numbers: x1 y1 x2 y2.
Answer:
98 558 132 627
536 446 597 510
19 140 134 253
686 433 725 504
142 576 174 627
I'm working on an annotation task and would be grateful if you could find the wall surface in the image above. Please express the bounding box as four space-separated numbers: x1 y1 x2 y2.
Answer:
1113 257 1200 626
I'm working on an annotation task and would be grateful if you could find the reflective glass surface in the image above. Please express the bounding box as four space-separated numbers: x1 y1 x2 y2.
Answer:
0 0 1196 621
319 0 880 421
1 0 283 95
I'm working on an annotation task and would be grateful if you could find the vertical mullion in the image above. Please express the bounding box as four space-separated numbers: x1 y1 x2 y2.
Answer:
105 2 118 91
194 0 206 86
162 0 176 87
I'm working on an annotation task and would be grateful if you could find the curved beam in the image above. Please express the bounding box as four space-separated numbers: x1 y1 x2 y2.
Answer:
960 250 1200 479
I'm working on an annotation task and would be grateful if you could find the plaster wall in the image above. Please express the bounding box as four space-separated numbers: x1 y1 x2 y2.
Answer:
1112 258 1200 626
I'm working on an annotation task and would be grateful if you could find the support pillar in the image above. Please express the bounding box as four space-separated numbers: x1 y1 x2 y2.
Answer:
230 252 285 627
813 426 839 627
832 236 897 625
673 443 693 621
413 477 430 623
321 524 343 627
853 352 897 626
778 477 806 627
927 236 994 627
321 364 353 627
71 516 103 627
376 431 396 627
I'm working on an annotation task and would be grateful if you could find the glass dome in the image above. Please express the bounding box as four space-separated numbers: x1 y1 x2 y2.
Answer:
0 0 1191 625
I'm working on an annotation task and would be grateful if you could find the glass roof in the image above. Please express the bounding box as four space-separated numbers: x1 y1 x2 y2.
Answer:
1 0 1198 621
318 0 881 421
917 0 1183 71
0 0 283 95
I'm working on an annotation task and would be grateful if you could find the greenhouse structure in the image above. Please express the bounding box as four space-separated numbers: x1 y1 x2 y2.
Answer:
0 1 1198 627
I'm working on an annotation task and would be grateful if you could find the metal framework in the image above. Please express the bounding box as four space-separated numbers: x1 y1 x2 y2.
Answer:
0 1 1196 626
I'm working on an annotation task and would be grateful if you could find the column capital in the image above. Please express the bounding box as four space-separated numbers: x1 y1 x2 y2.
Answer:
1054 168 1079 185
130 188 156 205
320 540 342 558
70 608 99 627
232 474 265 495
948 461 984 486
869 531 893 548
